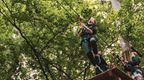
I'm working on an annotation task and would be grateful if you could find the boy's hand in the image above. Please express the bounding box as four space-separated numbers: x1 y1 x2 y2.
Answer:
80 23 84 29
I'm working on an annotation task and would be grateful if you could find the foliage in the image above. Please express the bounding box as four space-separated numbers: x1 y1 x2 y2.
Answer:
0 0 143 80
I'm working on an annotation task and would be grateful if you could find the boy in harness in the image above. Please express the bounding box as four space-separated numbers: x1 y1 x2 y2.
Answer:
78 17 108 74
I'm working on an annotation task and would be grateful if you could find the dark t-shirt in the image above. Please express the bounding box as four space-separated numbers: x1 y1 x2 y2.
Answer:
80 24 96 37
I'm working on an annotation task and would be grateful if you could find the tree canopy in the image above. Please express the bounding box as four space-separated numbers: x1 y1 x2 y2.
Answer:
0 0 144 80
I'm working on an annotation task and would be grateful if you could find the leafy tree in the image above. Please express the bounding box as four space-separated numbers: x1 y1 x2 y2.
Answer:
0 0 143 80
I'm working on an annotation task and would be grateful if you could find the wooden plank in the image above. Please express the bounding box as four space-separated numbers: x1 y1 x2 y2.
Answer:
89 67 116 80
89 67 133 80
112 68 133 80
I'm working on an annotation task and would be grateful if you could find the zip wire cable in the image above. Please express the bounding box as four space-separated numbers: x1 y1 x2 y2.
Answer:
63 0 79 16
55 0 76 22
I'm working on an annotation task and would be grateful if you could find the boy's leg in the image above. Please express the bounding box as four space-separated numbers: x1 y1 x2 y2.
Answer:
82 39 96 66
90 37 98 55
95 54 108 74
87 51 97 66
81 39 90 54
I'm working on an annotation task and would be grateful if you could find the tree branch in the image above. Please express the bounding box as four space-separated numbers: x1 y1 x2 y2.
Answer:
0 5 49 80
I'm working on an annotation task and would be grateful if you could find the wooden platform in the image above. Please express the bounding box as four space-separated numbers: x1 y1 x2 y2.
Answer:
89 67 133 80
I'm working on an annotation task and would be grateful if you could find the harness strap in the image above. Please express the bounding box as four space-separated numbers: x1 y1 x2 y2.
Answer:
96 65 104 73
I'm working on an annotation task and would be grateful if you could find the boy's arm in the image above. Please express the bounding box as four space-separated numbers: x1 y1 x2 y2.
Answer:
78 22 84 36
84 25 93 34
